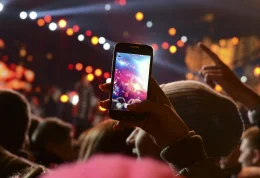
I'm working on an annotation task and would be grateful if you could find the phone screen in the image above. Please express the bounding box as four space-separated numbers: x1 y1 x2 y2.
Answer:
111 52 151 111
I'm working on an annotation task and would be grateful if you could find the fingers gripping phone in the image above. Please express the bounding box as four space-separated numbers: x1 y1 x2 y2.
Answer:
109 43 153 120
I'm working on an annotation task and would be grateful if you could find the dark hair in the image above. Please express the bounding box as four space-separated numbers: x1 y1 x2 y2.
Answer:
31 118 72 149
28 115 42 141
78 119 133 160
242 126 260 150
0 90 30 153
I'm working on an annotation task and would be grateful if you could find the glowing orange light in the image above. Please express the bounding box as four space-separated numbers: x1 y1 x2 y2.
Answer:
254 67 260 77
68 64 74 70
37 19 45 27
85 66 93 73
66 28 74 36
60 94 69 103
85 30 92 37
151 44 158 51
44 15 52 23
75 63 83 71
186 73 194 80
20 49 27 57
24 70 35 82
104 72 110 79
215 85 222 92
162 42 169 50
86 74 95 82
73 25 80 33
99 106 107 112
46 53 53 60
177 40 184 48
168 28 177 36
26 55 33 62
232 37 239 45
91 36 99 45
94 69 103 77
58 19 67 28
35 87 41 93
169 45 177 54
135 12 144 21
0 39 5 49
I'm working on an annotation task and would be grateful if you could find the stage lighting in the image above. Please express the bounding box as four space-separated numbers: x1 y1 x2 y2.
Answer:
254 67 260 77
60 95 69 103
78 34 85 41
29 11 37 20
103 43 110 50
85 66 93 73
104 72 110 79
85 30 92 37
105 4 111 11
49 22 57 31
94 69 102 77
106 78 111 83
241 76 247 83
66 28 74 36
232 37 239 45
181 36 188 43
87 74 94 82
73 25 80 33
99 37 106 44
44 15 52 23
177 40 184 47
146 21 153 28
215 85 222 92
20 12 27 20
169 28 176 36
75 63 83 71
169 45 177 54
162 42 169 50
0 3 4 12
68 64 74 70
71 95 79 105
151 44 158 51
135 12 144 21
37 19 45 27
58 19 67 28
91 36 99 45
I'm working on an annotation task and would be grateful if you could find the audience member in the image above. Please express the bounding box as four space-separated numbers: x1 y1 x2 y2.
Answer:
0 90 31 155
78 119 133 160
28 115 42 145
31 118 75 167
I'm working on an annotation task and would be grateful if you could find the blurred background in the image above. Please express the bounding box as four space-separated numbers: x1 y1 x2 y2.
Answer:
0 0 259 120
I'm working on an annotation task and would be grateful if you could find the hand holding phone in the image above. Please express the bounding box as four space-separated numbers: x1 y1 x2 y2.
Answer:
109 43 154 120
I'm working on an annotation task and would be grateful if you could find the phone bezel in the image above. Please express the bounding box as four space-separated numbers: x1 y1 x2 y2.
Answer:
109 42 153 121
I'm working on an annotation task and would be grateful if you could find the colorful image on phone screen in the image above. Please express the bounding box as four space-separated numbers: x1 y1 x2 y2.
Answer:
111 52 151 111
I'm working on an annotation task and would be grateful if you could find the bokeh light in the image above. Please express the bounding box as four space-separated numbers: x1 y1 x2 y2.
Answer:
91 36 99 45
146 21 153 28
94 69 103 77
29 11 37 20
26 55 33 62
66 28 74 36
75 63 83 71
169 45 177 54
73 25 80 33
0 39 5 49
20 49 27 57
103 43 110 50
99 106 107 112
24 70 35 82
60 94 69 103
58 19 67 28
99 37 106 44
85 66 93 73
241 76 247 83
254 67 260 77
232 37 239 45
0 3 3 12
177 40 184 48
78 34 85 41
135 12 144 21
46 53 53 60
20 12 28 19
85 30 92 37
181 36 188 43
106 78 111 83
151 44 158 51
185 73 194 80
119 0 126 6
168 28 176 36
68 64 74 70
215 85 222 92
104 72 110 79
162 42 169 50
105 4 111 11
44 15 52 23
37 19 45 27
87 74 95 82
49 22 57 31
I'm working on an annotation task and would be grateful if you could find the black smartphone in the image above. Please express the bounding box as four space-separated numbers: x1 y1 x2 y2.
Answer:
109 42 153 120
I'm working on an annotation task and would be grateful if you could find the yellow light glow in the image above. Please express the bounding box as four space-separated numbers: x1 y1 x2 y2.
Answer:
254 67 260 77
135 12 144 21
168 28 176 36
60 94 69 103
215 85 222 92
99 106 107 112
94 69 102 77
91 36 99 45
66 28 74 36
58 19 67 28
232 37 239 45
87 74 95 82
169 45 177 54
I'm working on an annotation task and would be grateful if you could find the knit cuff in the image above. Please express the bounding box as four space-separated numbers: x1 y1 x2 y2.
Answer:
160 131 207 170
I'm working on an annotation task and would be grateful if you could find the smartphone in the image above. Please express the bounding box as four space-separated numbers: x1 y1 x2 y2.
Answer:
109 43 153 120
